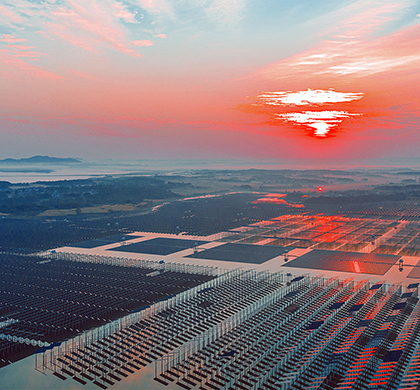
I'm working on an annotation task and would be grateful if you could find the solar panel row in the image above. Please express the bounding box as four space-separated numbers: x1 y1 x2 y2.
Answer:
0 253 214 367
42 273 420 390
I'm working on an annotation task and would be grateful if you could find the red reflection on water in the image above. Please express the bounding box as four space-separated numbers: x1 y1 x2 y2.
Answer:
253 198 305 208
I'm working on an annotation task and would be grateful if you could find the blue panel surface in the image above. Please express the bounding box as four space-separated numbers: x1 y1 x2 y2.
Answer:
108 237 208 255
283 249 399 275
185 243 293 264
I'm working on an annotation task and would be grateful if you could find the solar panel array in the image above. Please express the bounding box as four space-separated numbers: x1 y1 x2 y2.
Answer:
345 200 420 221
36 271 420 390
0 252 214 367
216 214 409 254
36 269 286 388
153 279 420 390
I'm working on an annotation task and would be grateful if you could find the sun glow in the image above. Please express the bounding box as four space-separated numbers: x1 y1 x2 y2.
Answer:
253 89 364 137
277 110 361 137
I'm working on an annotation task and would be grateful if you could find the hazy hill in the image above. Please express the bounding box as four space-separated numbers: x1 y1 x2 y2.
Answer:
0 155 82 164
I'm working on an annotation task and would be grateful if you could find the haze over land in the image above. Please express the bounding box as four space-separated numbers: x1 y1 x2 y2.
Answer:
1 156 420 255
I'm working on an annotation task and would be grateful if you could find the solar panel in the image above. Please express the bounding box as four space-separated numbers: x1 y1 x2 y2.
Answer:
349 304 364 312
283 249 399 275
108 237 208 255
407 262 420 280
356 319 372 328
306 320 324 330
392 302 406 310
185 243 292 264
329 302 345 310
69 234 142 248
383 350 403 362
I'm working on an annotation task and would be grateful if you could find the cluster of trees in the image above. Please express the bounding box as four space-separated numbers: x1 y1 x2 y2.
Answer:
0 176 181 215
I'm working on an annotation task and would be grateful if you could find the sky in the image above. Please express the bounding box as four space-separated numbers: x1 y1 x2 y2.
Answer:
0 0 419 162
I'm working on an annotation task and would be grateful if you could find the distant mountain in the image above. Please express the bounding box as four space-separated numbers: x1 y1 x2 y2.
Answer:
0 156 83 164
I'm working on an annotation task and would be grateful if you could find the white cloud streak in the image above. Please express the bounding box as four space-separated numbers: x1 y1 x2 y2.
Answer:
257 89 364 106
321 55 420 76
253 0 420 81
